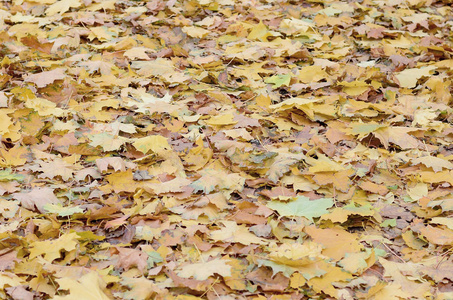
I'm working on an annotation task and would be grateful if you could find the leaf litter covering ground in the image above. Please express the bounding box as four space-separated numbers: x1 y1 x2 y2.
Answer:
1 0 453 299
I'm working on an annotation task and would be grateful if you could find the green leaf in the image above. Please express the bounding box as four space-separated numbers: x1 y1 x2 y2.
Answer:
0 169 24 182
146 251 163 268
264 73 291 88
380 219 397 228
266 196 334 221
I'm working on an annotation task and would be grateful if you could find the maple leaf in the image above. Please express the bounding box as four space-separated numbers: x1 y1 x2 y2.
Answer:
411 156 453 172
321 203 377 223
43 204 84 217
132 135 171 154
177 258 232 281
267 152 304 183
312 169 354 193
24 68 66 88
37 159 74 181
205 113 238 126
0 273 25 290
190 166 245 194
378 258 431 299
0 169 24 182
209 221 267 245
306 154 345 173
96 157 134 173
338 252 371 274
89 133 129 152
29 232 79 262
307 264 353 298
4 0 453 298
418 225 453 245
13 187 61 213
145 177 191 194
394 66 437 88
115 247 149 273
223 256 248 290
266 196 334 221
121 277 163 300
373 127 420 149
269 241 326 267
25 97 65 117
53 271 110 300
0 145 28 167
305 226 363 261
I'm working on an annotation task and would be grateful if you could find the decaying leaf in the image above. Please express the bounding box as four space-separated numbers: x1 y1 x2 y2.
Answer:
2 0 453 299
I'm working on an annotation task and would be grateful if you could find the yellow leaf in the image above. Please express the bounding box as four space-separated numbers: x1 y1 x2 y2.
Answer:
411 156 453 173
182 26 211 38
359 181 388 195
89 133 129 152
402 230 426 250
419 225 453 245
307 154 346 173
131 58 175 77
312 169 354 192
25 97 65 117
321 204 376 223
123 47 152 60
0 273 25 289
290 272 306 289
106 169 138 193
371 283 412 300
46 0 81 16
223 128 254 141
223 256 248 290
145 177 191 194
338 252 369 274
248 21 274 42
394 66 436 88
133 135 171 154
407 183 428 201
0 110 13 135
279 18 315 36
305 226 363 260
307 264 353 297
177 258 232 280
298 66 329 83
269 241 325 267
54 271 110 300
431 217 453 230
0 144 28 167
337 80 370 96
183 139 213 171
89 26 119 42
419 170 453 185
210 221 267 245
29 232 79 262
374 127 420 149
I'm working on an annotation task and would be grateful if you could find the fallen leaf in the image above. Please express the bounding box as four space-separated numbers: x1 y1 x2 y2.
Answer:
267 196 334 221
13 187 61 213
24 68 66 88
177 258 232 281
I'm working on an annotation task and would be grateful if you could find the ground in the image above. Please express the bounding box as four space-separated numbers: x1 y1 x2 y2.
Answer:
0 0 452 299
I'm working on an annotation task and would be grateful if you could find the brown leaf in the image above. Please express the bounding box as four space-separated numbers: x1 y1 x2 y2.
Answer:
246 267 289 292
13 187 61 213
115 248 148 273
24 68 66 88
